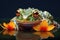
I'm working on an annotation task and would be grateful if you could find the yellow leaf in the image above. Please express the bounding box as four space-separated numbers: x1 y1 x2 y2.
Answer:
33 20 55 31
3 21 16 30
47 25 55 31
8 21 15 28
3 23 8 28
40 20 48 27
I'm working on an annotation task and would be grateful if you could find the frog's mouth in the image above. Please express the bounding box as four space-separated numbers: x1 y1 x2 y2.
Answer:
16 19 41 24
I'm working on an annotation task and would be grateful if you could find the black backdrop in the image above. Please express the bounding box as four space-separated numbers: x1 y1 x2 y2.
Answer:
0 0 60 40
0 0 60 19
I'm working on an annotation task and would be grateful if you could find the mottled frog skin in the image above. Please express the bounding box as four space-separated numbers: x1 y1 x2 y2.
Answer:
11 8 53 24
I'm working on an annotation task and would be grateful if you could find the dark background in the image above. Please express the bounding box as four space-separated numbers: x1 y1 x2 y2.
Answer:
0 0 60 40
0 0 60 20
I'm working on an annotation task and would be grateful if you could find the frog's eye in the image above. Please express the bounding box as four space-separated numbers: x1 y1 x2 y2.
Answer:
16 11 19 13
16 11 20 16
33 11 39 16
33 12 40 18
33 12 39 15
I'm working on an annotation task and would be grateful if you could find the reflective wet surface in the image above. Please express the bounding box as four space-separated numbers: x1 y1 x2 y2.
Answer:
0 28 60 40
0 18 60 40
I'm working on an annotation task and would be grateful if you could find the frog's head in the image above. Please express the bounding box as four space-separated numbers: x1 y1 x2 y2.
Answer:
15 8 53 25
16 8 42 21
